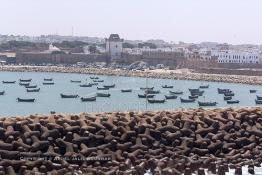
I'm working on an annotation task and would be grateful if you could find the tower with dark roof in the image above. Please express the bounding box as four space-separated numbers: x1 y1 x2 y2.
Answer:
106 34 123 60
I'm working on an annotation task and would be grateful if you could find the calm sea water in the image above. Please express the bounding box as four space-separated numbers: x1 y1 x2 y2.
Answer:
0 71 261 116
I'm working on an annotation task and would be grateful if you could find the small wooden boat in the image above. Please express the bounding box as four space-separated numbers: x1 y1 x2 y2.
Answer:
189 95 198 99
138 94 154 98
224 92 235 97
60 94 79 98
19 79 32 82
79 84 92 87
250 90 257 93
169 90 183 95
17 98 35 102
97 87 109 90
25 85 37 88
97 93 111 97
180 98 195 103
27 88 40 92
2 81 16 84
44 78 53 81
90 77 99 79
224 96 232 101
255 99 262 104
70 80 81 83
162 85 173 88
165 95 177 99
0 91 5 95
148 98 165 103
190 90 204 96
43 82 55 85
227 100 240 104
81 96 96 102
93 80 104 82
103 84 115 88
19 82 30 86
199 85 209 89
145 90 160 94
257 95 262 100
140 87 154 90
218 88 232 94
121 89 132 93
198 101 217 106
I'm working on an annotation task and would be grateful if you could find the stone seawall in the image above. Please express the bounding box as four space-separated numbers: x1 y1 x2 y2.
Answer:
0 107 261 174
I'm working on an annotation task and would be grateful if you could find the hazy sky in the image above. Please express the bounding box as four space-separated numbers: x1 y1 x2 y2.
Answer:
0 0 261 44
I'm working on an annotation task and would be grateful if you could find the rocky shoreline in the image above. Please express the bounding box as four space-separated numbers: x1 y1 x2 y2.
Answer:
1 65 262 85
0 107 261 174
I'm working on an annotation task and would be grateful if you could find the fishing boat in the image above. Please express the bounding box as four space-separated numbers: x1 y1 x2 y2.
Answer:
2 81 16 84
121 89 132 92
60 94 79 98
70 80 81 83
27 88 40 92
189 95 198 99
165 95 177 99
97 93 111 97
17 98 35 102
81 96 96 102
140 87 154 90
97 87 109 90
0 91 5 95
162 85 173 88
218 88 232 94
90 83 98 86
224 92 235 96
138 94 155 98
188 88 200 92
227 100 240 104
103 84 115 88
257 95 262 100
93 80 104 83
90 76 99 79
19 79 32 82
199 85 209 89
19 82 30 86
169 90 183 95
180 97 195 103
224 96 232 100
147 98 165 103
190 90 204 96
44 78 53 81
198 101 217 106
43 82 55 85
145 90 160 94
255 99 262 104
79 84 92 87
25 85 37 88
250 90 257 93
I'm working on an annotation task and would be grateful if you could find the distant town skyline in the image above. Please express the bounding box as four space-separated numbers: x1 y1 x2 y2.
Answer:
0 0 261 45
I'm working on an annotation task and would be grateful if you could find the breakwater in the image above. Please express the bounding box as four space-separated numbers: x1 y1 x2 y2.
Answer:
1 66 262 85
0 107 261 174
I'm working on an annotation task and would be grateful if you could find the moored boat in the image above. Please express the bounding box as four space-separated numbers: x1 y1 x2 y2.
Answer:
0 91 5 95
224 96 232 101
138 94 155 98
97 93 111 97
17 98 35 102
19 79 32 82
44 78 53 81
2 81 16 84
180 97 195 103
70 80 81 83
43 82 55 85
121 89 132 92
257 95 262 100
81 96 96 102
97 87 109 90
103 84 115 88
162 85 173 88
93 80 104 82
60 94 79 98
224 92 235 96
218 88 232 94
198 101 217 106
147 98 165 103
90 76 99 79
250 90 257 93
255 99 262 104
89 83 98 86
199 85 209 89
27 88 40 92
140 87 154 90
19 82 30 86
189 95 198 99
169 90 183 95
25 85 37 88
189 88 200 92
165 95 177 99
145 90 160 94
79 84 92 87
190 90 204 96
227 100 240 104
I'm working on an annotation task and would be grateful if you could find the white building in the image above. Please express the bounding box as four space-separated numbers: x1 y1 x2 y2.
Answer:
106 34 123 60
213 50 259 64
